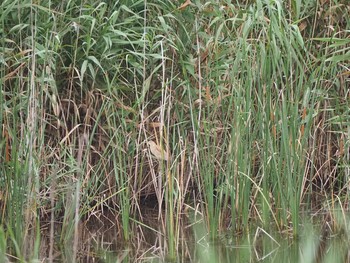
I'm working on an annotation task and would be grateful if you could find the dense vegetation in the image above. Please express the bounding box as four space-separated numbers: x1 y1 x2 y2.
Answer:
1 0 349 261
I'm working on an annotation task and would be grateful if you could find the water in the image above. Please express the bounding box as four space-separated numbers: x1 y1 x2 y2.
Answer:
30 208 350 263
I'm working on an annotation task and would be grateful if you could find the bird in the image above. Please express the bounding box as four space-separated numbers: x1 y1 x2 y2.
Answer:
147 140 170 161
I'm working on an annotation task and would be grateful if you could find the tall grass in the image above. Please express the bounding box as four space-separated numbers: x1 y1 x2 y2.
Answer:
1 0 349 261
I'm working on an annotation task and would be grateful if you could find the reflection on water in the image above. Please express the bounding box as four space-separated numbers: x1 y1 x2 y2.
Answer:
36 208 350 263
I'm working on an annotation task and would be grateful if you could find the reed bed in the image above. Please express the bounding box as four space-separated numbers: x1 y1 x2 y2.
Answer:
1 0 349 261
